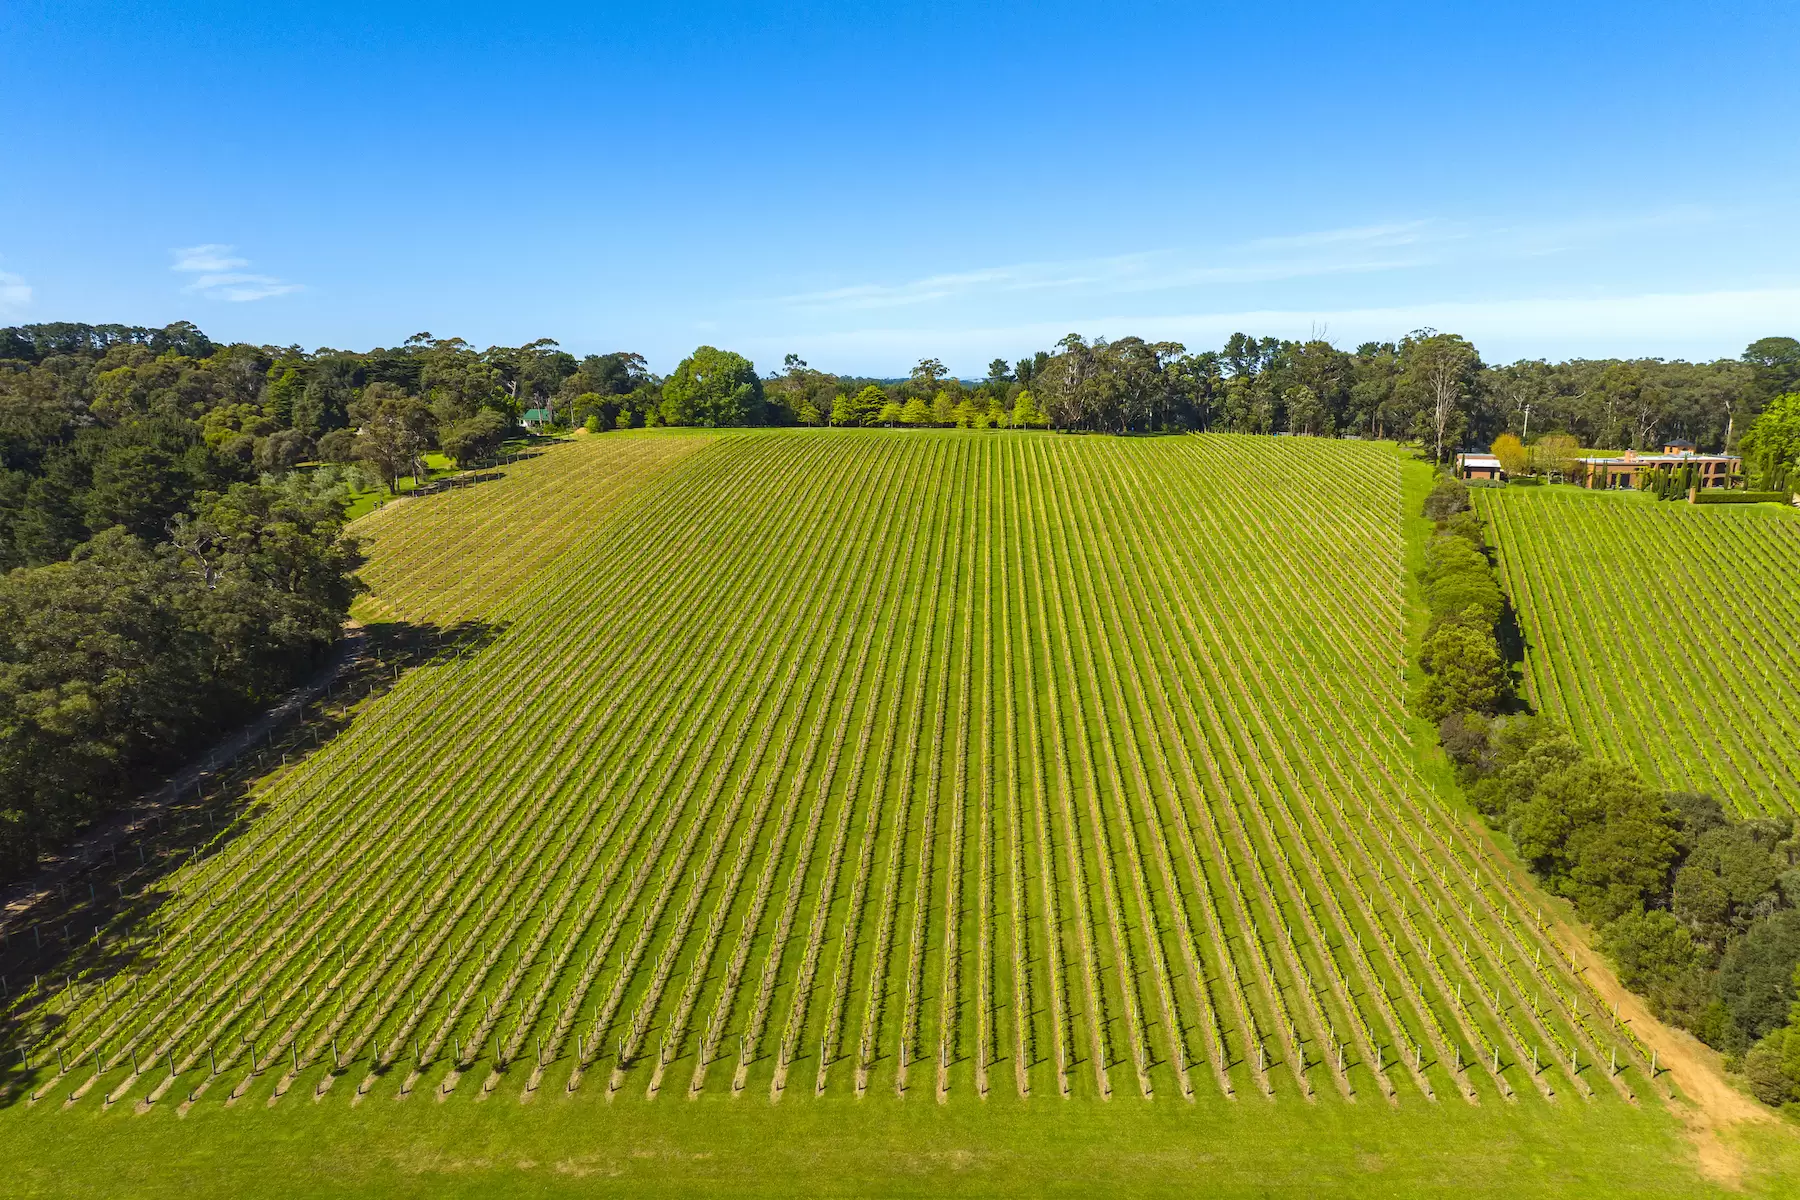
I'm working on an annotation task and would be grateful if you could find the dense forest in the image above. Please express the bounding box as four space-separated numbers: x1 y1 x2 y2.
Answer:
0 322 366 880
770 332 1800 473
2 318 1797 885
675 333 1800 482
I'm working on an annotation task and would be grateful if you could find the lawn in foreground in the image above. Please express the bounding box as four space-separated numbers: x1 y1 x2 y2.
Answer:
1 1078 1778 1199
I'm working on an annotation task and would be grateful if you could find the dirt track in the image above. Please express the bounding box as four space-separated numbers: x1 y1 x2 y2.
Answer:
1550 912 1781 1187
0 625 367 923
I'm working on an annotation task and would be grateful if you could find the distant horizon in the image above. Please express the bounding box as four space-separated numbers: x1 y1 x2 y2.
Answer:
2 312 1790 380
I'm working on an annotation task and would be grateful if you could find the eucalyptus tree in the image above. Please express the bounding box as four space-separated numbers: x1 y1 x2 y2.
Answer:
349 384 436 493
1398 330 1481 463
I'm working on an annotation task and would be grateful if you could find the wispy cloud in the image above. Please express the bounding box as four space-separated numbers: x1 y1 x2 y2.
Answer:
1244 220 1445 251
171 244 249 273
774 209 1718 314
778 222 1458 311
171 244 301 302
0 269 29 314
742 286 1800 373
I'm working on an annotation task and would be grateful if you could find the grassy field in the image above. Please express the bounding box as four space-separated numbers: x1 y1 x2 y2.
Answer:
0 431 1790 1194
6 1078 1781 1198
350 431 715 624
1480 484 1800 815
339 452 462 522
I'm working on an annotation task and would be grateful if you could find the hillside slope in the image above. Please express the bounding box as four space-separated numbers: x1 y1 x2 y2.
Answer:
13 430 1656 1109
2 432 1763 1198
351 430 716 624
1482 486 1800 815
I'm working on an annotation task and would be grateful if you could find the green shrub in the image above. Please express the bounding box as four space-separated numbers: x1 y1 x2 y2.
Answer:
1692 490 1789 505
1744 1036 1796 1106
1718 910 1800 1049
1417 608 1506 722
1423 475 1470 521
1600 910 1700 999
1421 535 1503 623
1507 475 1545 487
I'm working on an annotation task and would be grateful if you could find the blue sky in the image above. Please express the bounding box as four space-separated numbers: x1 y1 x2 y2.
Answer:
3 1 1797 374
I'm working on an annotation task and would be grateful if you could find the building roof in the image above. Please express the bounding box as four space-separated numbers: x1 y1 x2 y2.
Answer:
1578 453 1738 465
1458 453 1503 467
522 408 552 422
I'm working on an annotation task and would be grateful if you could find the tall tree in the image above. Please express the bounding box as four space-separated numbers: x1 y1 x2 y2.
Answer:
349 384 435 492
1744 337 1800 404
909 357 948 396
1349 342 1402 438
1739 392 1800 492
1399 331 1481 463
660 346 763 426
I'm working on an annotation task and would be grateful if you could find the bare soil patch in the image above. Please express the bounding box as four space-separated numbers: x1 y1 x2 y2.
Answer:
1551 912 1787 1188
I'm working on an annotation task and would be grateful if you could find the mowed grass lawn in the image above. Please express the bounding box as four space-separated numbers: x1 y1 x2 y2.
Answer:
1480 484 1800 815
3 431 1794 1195
7 1075 1785 1198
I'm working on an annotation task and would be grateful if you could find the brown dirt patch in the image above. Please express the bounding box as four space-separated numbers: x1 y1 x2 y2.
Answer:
1550 912 1787 1188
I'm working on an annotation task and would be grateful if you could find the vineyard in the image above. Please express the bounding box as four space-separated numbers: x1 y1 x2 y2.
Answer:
1481 486 1800 816
351 430 715 625
0 431 1670 1131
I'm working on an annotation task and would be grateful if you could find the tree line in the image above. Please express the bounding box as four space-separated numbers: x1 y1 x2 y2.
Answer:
679 332 1800 470
1416 475 1800 1109
8 321 1796 505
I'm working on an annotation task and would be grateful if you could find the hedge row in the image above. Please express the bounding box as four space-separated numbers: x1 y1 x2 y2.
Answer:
1691 490 1792 505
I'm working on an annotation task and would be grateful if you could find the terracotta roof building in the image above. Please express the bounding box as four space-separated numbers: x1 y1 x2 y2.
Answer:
1576 442 1740 490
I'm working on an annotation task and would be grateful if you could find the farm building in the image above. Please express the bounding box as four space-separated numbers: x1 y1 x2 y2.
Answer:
521 407 553 430
1455 452 1505 481
1576 443 1740 490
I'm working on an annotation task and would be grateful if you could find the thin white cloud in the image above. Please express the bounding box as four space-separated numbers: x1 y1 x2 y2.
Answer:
777 222 1469 311
784 264 1055 309
172 244 249 273
778 241 1433 311
188 273 302 302
740 287 1800 373
171 244 301 302
1122 288 1800 354
1245 220 1445 251
773 209 1720 315
0 269 29 314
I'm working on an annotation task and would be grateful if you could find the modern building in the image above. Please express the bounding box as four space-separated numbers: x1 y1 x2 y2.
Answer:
1576 442 1740 490
1455 452 1505 481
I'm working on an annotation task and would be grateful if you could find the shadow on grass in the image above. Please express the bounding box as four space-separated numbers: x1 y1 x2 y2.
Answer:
0 617 505 1105
1496 594 1534 716
358 443 554 512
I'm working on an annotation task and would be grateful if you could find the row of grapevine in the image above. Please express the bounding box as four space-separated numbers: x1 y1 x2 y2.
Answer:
3 432 1662 1116
1481 487 1800 813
